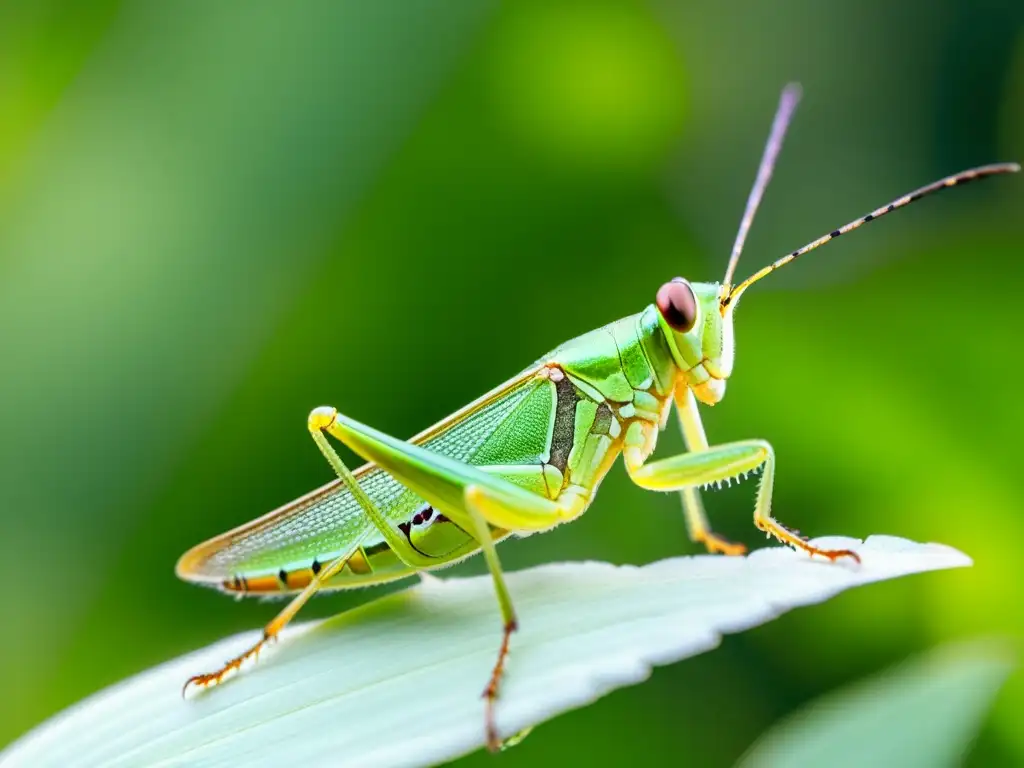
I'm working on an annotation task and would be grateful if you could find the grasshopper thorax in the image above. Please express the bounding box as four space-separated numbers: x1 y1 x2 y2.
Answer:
655 279 735 406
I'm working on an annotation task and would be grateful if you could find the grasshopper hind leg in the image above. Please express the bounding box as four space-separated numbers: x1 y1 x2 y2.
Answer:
482 617 517 748
313 407 588 750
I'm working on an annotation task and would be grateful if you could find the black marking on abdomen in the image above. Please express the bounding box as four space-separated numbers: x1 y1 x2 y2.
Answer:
226 573 248 592
399 506 444 559
376 504 473 561
548 374 579 472
356 505 475 564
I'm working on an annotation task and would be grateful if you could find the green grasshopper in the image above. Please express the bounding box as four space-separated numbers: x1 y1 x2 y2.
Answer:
177 84 1018 749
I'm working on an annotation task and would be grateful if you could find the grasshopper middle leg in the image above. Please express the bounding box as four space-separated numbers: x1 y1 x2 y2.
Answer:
628 393 859 562
673 389 746 555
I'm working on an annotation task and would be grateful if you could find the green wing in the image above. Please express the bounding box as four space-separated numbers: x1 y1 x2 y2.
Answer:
177 365 555 591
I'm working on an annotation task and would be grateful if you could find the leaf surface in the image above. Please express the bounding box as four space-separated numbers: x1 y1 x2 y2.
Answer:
2 536 971 767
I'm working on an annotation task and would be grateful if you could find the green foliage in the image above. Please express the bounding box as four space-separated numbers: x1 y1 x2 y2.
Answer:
740 640 1015 767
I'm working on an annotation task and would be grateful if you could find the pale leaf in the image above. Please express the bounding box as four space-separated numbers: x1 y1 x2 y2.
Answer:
2 536 971 768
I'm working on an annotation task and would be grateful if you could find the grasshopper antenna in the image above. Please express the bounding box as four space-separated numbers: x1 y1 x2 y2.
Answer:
721 83 802 290
726 161 1020 304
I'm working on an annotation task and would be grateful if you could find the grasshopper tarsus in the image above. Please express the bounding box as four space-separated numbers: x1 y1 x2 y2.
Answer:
183 636 273 697
819 547 861 565
756 515 862 564
696 531 748 556
787 528 862 564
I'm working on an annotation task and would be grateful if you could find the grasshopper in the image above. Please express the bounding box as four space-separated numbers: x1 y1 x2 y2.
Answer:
177 84 1018 750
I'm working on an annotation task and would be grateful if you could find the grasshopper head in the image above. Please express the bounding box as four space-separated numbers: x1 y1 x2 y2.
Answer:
659 83 1019 405
651 89 1017 407
655 279 735 405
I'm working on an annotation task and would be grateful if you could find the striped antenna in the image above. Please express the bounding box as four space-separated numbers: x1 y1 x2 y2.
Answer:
725 161 1020 305
722 83 803 288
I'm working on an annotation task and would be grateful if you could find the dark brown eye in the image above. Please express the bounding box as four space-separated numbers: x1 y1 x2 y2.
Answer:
656 278 697 333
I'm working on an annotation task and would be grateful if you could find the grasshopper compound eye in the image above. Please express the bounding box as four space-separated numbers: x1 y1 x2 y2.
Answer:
656 277 698 333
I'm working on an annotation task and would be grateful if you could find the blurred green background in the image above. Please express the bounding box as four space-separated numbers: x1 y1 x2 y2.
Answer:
1 0 1022 764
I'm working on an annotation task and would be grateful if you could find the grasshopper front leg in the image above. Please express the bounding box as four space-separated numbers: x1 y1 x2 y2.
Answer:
674 389 746 556
627 390 859 563
310 406 586 751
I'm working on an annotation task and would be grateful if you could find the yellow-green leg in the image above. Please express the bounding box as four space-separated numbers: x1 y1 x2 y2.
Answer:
309 406 585 750
674 389 747 555
626 394 859 563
